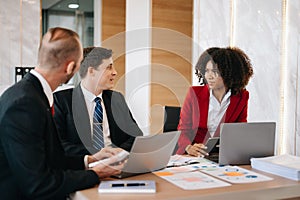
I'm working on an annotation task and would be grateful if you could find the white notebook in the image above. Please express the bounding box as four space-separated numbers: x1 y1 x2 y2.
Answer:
98 180 156 193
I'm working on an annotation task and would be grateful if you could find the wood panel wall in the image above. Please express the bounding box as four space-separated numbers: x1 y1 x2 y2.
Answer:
101 0 126 93
151 0 193 133
100 0 193 134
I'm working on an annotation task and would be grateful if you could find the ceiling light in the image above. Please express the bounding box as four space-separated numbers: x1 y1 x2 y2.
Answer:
68 3 79 9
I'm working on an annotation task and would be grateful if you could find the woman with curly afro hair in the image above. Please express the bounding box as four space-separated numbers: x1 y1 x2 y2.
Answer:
176 47 253 157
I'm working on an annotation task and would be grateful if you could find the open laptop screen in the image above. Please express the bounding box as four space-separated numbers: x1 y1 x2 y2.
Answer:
114 131 181 178
219 122 276 165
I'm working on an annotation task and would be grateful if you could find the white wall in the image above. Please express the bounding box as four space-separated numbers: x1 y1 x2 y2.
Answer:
193 0 300 155
0 0 40 95
285 0 300 155
125 0 151 135
235 0 282 152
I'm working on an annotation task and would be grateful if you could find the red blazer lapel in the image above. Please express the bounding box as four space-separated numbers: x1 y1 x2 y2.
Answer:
225 90 249 122
225 94 240 121
195 85 209 128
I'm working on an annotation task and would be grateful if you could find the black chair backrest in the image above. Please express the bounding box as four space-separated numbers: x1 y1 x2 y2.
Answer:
163 106 181 132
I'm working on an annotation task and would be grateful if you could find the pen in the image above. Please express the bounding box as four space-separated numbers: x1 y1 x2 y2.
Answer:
111 183 146 187
166 161 200 168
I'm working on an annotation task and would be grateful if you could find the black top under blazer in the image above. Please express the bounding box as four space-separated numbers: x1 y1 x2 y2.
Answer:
53 85 143 156
0 73 99 200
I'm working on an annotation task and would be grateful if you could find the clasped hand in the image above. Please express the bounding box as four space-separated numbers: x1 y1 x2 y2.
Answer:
88 147 125 179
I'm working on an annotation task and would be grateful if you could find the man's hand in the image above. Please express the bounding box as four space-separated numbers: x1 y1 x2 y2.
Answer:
88 147 123 164
90 155 125 179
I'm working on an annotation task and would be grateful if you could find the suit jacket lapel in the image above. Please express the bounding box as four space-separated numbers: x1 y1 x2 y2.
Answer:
196 85 209 127
72 85 92 148
102 90 115 136
225 93 241 121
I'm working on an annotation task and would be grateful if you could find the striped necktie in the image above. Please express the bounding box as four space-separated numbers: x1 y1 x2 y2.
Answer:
93 97 104 150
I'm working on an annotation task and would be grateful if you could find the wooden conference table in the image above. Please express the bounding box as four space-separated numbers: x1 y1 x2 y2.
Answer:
71 166 300 200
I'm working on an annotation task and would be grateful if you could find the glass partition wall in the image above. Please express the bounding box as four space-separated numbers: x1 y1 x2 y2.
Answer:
42 0 94 86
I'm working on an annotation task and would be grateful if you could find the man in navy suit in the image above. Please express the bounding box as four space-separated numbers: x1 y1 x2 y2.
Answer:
53 47 143 156
0 27 123 200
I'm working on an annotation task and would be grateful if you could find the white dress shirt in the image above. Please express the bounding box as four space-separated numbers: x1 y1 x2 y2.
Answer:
81 83 112 147
207 89 231 137
30 70 53 107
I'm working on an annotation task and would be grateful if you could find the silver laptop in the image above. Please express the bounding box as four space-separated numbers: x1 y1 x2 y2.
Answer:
219 122 276 165
114 131 181 178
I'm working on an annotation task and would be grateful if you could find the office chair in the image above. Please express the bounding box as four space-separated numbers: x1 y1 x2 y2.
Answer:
163 106 181 132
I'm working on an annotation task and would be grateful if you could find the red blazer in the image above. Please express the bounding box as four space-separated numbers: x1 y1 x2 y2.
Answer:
176 85 249 154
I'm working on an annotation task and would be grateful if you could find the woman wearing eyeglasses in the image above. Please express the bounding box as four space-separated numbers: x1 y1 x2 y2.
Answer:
176 47 254 157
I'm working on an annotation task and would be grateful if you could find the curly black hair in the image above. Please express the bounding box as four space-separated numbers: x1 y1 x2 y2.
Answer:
195 47 220 84
195 47 253 95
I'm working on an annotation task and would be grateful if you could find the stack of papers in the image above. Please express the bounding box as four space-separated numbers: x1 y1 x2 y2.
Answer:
155 155 231 190
154 170 231 190
251 154 300 181
98 180 156 193
155 155 273 190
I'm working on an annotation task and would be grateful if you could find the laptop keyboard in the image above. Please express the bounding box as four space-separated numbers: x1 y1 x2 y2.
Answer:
205 152 219 163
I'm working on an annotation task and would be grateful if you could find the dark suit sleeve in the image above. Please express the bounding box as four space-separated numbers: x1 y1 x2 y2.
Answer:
108 91 143 151
53 90 90 156
1 97 99 199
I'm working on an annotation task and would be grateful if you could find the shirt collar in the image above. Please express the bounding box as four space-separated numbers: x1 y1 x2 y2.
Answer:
224 89 231 100
30 70 53 107
209 89 231 102
80 83 103 102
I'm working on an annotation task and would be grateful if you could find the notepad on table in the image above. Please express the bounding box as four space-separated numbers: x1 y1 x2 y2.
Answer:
98 180 156 193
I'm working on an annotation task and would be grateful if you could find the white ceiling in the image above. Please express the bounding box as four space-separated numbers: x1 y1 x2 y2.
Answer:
42 0 93 12
42 0 62 9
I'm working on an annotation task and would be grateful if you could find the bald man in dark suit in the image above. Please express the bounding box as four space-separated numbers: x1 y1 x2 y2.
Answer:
0 27 123 200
